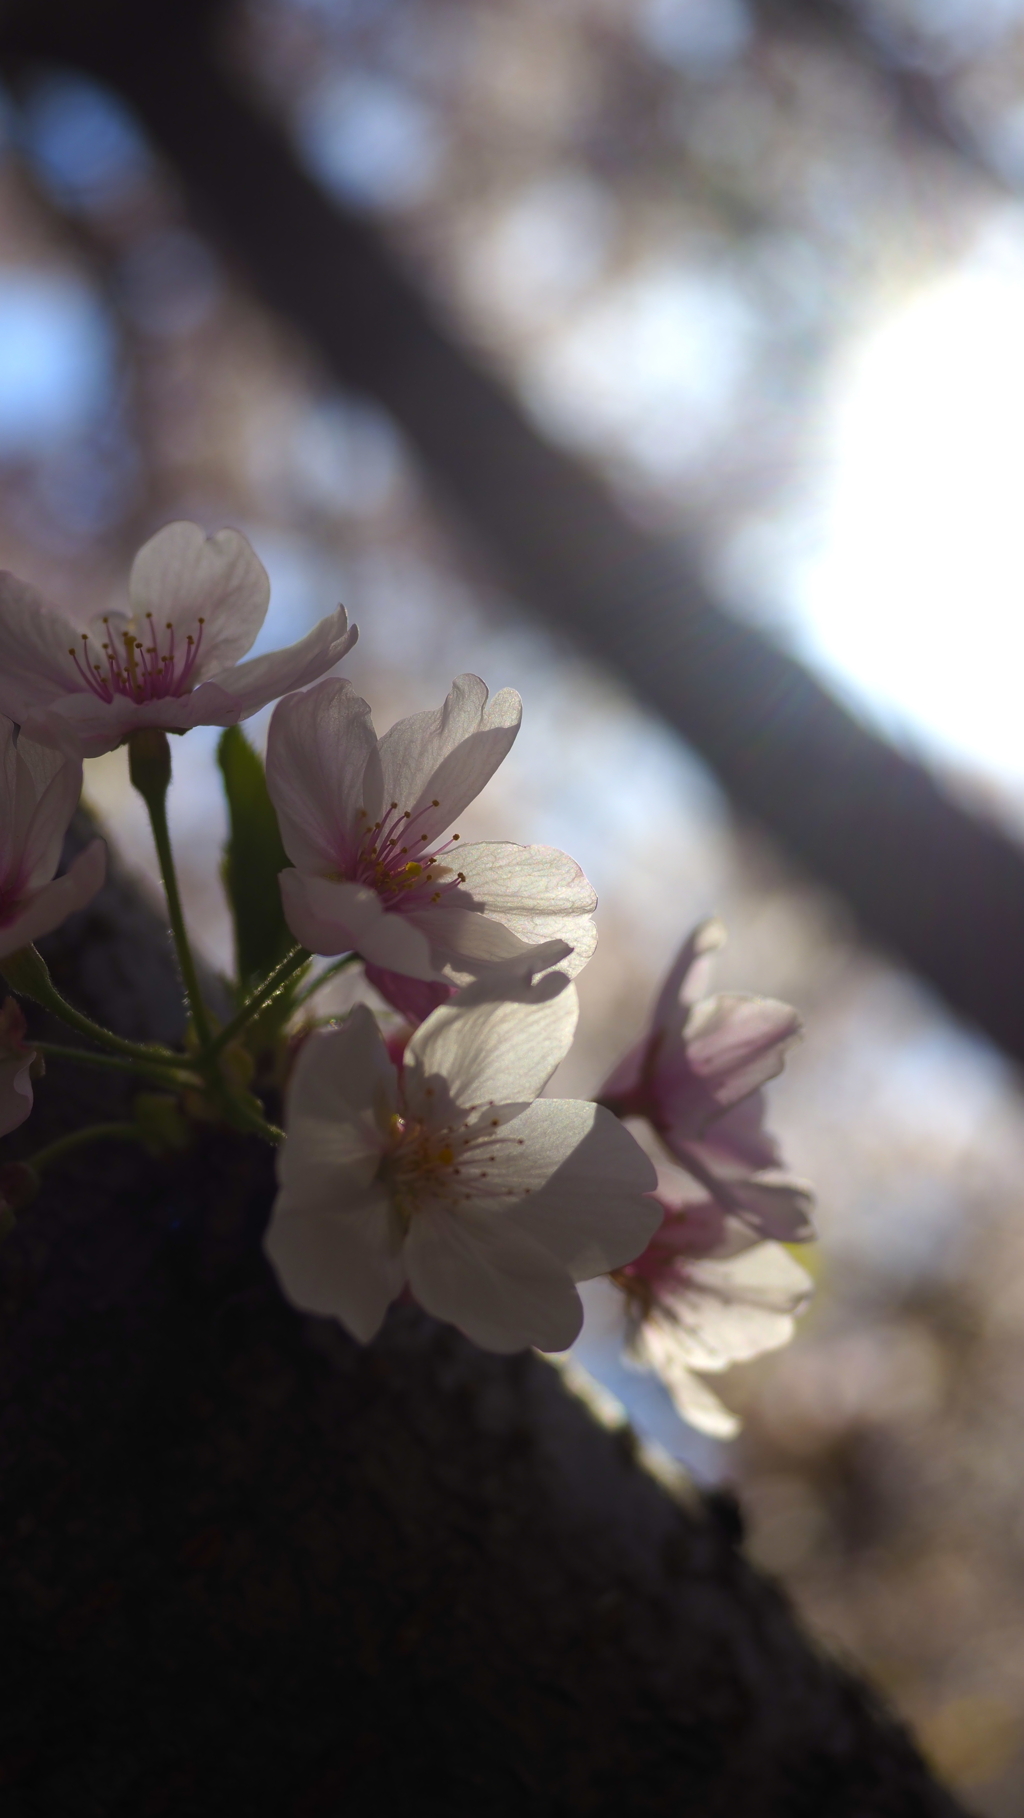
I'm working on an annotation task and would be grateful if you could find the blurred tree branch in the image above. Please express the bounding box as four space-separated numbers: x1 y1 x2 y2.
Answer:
5 0 1024 1070
757 0 1014 194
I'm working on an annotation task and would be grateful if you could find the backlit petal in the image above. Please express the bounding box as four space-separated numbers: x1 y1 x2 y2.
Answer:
267 677 380 875
0 573 81 715
405 1204 582 1352
508 1103 660 1278
214 607 356 717
279 869 438 976
128 522 270 676
377 675 520 844
264 1185 406 1342
405 984 578 1113
451 842 597 978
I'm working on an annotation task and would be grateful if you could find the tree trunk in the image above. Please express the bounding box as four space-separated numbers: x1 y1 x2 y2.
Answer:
0 825 966 1815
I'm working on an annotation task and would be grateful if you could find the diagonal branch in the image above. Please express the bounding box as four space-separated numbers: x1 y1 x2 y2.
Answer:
4 0 1024 1067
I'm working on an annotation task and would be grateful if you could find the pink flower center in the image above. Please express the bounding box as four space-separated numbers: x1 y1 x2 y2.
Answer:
612 1209 697 1315
352 799 466 909
68 614 206 705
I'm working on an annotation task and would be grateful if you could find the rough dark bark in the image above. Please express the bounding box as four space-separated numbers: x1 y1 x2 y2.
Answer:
0 828 970 1814
4 0 1024 1068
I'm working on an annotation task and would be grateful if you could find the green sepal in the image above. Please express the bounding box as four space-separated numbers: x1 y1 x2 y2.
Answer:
217 726 294 995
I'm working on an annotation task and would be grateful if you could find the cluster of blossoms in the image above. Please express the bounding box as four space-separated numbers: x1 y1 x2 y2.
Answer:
0 522 815 1430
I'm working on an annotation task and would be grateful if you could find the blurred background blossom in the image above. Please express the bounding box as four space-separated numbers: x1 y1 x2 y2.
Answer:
4 0 1024 1804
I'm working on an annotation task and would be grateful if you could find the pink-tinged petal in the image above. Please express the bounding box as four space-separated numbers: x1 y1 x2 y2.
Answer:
279 1008 395 1200
11 738 83 894
405 1204 582 1353
673 1141 816 1242
598 922 725 1109
452 842 597 979
0 1048 33 1137
128 522 270 676
364 966 454 1023
694 1090 779 1172
677 993 802 1114
508 1103 660 1279
405 984 578 1114
278 869 438 977
0 573 81 716
264 1185 406 1342
266 678 380 875
0 838 106 958
377 675 521 844
651 919 727 1037
17 685 239 758
213 607 356 717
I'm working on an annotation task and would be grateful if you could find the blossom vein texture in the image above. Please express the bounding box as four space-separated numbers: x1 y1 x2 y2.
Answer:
0 521 356 756
266 675 598 998
265 980 660 1353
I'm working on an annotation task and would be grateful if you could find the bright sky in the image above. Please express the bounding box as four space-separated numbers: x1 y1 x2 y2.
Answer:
790 209 1024 793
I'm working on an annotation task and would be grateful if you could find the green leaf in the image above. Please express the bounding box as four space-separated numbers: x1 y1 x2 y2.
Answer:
217 726 293 990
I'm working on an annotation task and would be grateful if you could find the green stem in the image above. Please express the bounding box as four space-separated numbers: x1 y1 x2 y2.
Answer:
223 1097 285 1144
129 730 214 1054
144 789 214 1051
32 1040 198 1087
1 947 181 1065
289 951 359 1012
26 1121 144 1176
210 944 311 1058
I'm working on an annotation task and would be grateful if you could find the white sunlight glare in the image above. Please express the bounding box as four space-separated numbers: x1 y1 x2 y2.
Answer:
793 216 1024 790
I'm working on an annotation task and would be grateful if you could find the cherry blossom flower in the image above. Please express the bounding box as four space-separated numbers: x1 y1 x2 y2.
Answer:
604 1193 813 1437
265 976 660 1353
266 675 598 993
0 521 356 757
0 716 105 960
0 997 36 1137
600 920 814 1243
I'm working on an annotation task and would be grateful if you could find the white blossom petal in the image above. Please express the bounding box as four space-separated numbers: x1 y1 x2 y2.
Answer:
405 1204 582 1352
278 1007 395 1202
507 1102 660 1278
128 522 270 678
266 678 381 875
662 1242 812 1373
0 838 106 958
450 842 597 978
405 901 536 974
0 574 81 715
279 869 438 976
10 738 83 895
212 607 356 717
630 1324 741 1438
377 675 521 844
405 985 579 1114
265 1187 406 1342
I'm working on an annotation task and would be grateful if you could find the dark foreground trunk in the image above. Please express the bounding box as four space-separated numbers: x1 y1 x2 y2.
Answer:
0 830 967 1817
